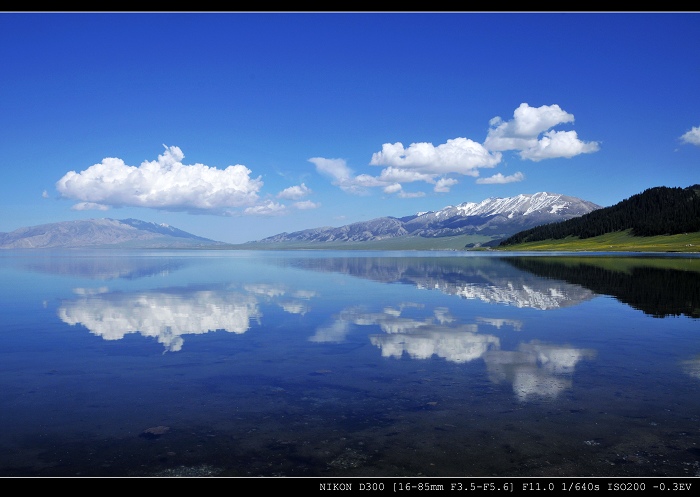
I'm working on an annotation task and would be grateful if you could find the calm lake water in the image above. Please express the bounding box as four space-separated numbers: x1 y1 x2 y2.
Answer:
1 249 699 477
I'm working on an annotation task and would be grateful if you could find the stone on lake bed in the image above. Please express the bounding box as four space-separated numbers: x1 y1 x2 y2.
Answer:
139 425 170 439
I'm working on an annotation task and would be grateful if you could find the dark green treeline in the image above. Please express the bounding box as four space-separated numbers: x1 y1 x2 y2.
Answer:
500 184 700 246
504 256 700 319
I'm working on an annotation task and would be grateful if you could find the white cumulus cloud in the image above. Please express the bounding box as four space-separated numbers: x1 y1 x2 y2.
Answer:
56 145 263 214
377 166 437 184
383 183 403 194
476 172 525 184
489 103 574 141
310 157 445 196
313 102 598 197
244 200 286 216
310 157 401 194
398 190 426 198
309 157 353 183
680 126 700 146
352 173 390 188
71 202 110 211
484 103 599 161
434 177 459 192
370 137 501 175
309 157 369 194
293 200 320 210
380 183 427 198
277 183 311 200
519 130 600 162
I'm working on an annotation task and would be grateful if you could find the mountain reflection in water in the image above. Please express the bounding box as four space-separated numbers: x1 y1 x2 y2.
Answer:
5 250 190 280
280 256 596 310
280 254 700 317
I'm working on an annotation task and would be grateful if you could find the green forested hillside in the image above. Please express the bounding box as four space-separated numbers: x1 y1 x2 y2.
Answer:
499 185 700 247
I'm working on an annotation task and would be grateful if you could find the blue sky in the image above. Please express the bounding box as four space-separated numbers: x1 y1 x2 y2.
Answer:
1 12 699 243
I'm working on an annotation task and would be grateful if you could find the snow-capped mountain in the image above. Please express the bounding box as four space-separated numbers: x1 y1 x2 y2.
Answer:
253 192 601 244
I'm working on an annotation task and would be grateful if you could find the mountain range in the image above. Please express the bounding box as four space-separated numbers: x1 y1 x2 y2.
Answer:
0 218 225 249
247 192 601 247
0 192 602 249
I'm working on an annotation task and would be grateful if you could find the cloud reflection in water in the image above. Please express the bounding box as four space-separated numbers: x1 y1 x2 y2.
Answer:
485 342 596 401
318 301 596 402
58 290 262 352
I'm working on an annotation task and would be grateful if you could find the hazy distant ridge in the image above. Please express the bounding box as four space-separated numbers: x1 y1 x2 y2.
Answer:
0 218 224 249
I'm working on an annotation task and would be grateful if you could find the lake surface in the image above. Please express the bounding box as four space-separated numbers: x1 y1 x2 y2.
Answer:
1 249 699 477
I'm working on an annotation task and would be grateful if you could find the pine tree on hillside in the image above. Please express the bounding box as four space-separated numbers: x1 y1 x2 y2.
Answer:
499 184 700 246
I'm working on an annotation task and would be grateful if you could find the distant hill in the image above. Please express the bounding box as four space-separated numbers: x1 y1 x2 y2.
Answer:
246 192 601 248
498 185 700 247
0 218 225 249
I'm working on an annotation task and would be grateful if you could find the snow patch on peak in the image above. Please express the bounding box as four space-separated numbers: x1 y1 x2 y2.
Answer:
549 204 567 214
425 191 586 219
523 193 564 216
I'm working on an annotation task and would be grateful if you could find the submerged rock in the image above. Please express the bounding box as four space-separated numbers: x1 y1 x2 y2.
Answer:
139 425 170 439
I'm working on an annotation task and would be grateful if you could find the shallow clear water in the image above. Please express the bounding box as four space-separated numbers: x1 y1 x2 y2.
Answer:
0 250 699 477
